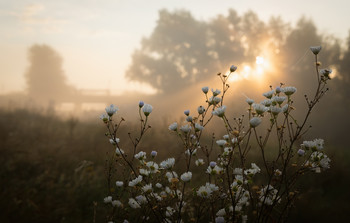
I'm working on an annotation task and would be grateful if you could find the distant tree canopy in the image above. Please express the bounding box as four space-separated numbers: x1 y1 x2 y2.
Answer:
125 9 349 95
25 44 74 103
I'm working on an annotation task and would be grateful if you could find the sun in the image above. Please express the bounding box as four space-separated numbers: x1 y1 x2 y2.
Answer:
256 56 265 65
228 56 271 83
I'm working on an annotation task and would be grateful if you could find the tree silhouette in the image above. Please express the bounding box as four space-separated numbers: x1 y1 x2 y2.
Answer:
25 44 74 103
126 9 282 94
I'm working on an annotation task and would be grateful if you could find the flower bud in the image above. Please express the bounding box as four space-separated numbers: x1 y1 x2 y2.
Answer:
202 86 209 94
230 65 237 72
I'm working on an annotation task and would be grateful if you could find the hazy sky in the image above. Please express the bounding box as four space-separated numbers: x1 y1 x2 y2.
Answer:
1 0 349 95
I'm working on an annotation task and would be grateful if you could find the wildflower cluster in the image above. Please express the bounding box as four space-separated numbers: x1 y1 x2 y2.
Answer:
99 46 332 222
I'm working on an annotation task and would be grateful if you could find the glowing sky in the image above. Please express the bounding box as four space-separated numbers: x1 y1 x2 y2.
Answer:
1 0 349 95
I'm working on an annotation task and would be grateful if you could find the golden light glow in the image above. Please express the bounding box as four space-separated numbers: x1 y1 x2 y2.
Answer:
227 43 280 86
228 56 271 83
256 56 264 65
329 67 337 79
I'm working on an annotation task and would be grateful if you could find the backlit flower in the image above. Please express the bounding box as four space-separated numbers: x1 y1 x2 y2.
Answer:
246 98 254 105
197 106 205 114
263 90 274 99
230 65 237 72
310 46 322 55
212 88 221 96
212 105 226 117
195 123 204 132
282 86 297 96
250 117 262 128
142 104 153 116
169 122 178 131
202 86 209 94
105 104 118 116
319 68 332 78
252 103 268 115
180 172 192 182
180 125 192 133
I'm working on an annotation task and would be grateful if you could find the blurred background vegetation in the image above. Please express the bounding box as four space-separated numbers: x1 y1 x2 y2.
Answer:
1 8 350 222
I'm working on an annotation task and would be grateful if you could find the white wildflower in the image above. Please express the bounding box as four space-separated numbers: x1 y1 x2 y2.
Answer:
186 116 193 122
180 125 192 133
142 104 153 116
128 175 143 187
282 86 297 96
274 169 282 176
212 88 221 96
160 158 175 169
116 181 124 187
272 96 286 105
104 196 112 203
212 105 226 117
115 147 124 156
270 106 282 116
319 68 332 78
135 195 147 204
197 106 205 114
197 185 213 198
259 185 279 205
142 184 153 193
209 96 222 105
233 168 243 175
112 200 122 207
310 46 322 55
250 117 262 128
99 113 109 123
146 161 159 173
139 168 150 176
263 90 274 99
216 208 226 217
169 122 178 131
302 139 324 151
244 163 261 175
216 139 227 147
195 123 204 132
105 104 118 116
202 86 209 94
224 147 233 155
166 171 178 183
134 151 146 160
275 86 282 93
246 98 254 105
252 103 268 115
180 172 192 182
166 206 176 217
207 165 223 175
195 159 204 166
305 151 331 172
109 138 120 145
261 99 272 107
282 104 289 113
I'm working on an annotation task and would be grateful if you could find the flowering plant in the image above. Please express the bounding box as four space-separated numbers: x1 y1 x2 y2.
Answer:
100 46 332 223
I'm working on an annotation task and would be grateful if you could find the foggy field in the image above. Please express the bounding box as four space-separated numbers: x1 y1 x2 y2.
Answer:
0 107 349 222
